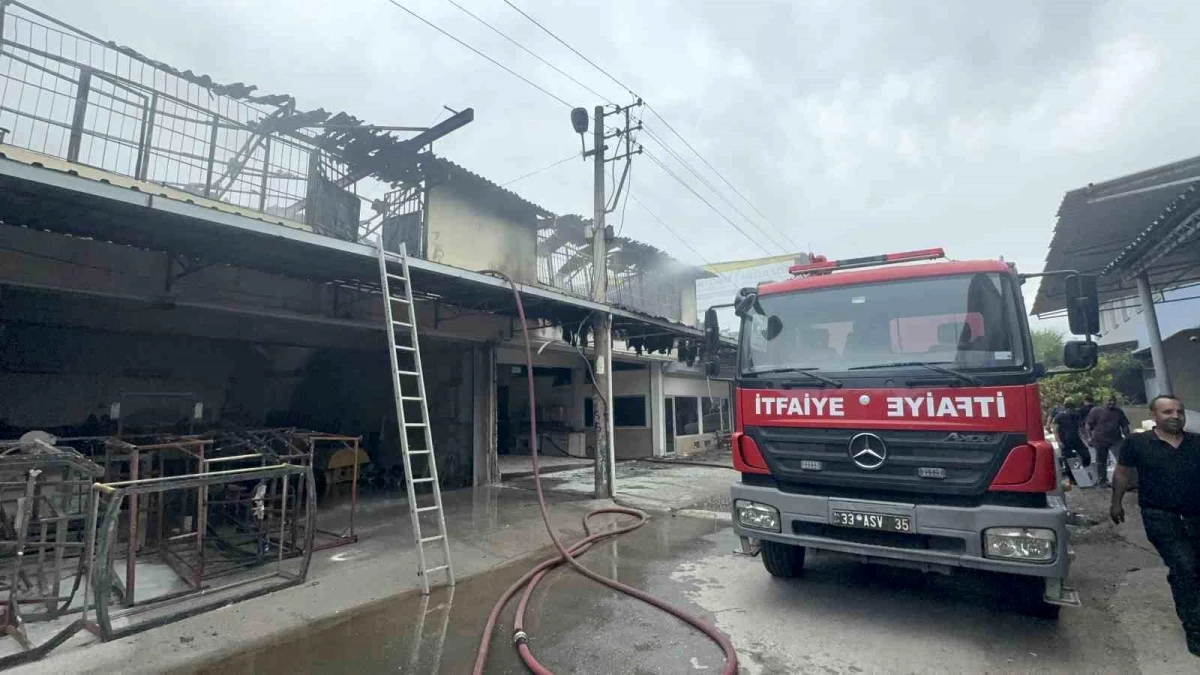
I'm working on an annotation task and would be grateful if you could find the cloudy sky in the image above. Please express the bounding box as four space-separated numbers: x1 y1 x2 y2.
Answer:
32 0 1200 328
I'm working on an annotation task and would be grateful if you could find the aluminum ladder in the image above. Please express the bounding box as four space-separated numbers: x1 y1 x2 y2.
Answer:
377 240 455 594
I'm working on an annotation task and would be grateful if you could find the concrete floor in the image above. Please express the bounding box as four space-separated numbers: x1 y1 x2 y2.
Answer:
16 463 1199 674
14 485 617 674
506 459 737 515
163 483 1200 674
497 455 591 480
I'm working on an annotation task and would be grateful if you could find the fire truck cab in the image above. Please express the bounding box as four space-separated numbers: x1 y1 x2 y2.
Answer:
704 248 1100 618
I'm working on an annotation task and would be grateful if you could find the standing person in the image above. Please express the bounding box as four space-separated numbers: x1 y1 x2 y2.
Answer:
1087 396 1130 486
1080 396 1096 422
1053 398 1090 467
1111 395 1200 656
1045 401 1067 435
1079 395 1098 469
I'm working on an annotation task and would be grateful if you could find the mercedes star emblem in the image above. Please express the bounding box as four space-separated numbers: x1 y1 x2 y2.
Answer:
848 432 887 470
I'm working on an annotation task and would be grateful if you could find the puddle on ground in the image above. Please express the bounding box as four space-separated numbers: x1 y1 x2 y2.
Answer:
189 514 728 675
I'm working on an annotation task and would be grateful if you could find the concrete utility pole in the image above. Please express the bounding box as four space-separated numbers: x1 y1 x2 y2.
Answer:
590 104 613 499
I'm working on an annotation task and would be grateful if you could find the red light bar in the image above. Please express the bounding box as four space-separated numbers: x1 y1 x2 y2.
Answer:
789 247 945 275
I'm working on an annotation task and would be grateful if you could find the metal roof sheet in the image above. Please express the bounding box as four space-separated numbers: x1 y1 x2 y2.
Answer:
1032 155 1200 315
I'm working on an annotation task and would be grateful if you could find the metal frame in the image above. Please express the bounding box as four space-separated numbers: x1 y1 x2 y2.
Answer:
83 463 315 641
0 439 102 666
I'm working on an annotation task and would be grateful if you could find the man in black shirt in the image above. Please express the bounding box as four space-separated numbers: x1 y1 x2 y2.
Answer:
1111 395 1200 656
1087 396 1130 486
1053 398 1090 468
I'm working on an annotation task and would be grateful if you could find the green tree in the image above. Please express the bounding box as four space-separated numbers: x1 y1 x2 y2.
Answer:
1030 328 1065 368
1038 353 1126 417
1104 351 1147 404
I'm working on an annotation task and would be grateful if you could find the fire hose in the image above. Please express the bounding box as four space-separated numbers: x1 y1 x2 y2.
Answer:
472 271 738 675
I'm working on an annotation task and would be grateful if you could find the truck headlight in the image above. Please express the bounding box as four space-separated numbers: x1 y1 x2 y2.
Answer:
734 500 780 532
984 527 1057 562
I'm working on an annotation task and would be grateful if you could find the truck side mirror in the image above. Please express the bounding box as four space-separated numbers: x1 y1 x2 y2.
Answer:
704 308 720 354
1065 274 1099 336
1062 340 1098 370
734 290 758 318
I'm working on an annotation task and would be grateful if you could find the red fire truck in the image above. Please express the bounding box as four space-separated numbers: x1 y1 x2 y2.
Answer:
703 248 1099 618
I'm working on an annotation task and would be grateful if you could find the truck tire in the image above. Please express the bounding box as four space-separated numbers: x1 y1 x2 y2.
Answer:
761 540 806 578
1015 577 1061 620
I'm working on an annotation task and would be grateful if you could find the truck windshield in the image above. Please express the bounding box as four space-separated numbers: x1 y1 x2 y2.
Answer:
740 272 1027 375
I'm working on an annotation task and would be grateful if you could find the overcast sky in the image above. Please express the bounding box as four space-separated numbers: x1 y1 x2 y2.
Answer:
34 0 1200 330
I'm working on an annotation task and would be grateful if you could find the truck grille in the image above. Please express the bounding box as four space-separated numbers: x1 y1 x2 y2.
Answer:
745 427 1026 496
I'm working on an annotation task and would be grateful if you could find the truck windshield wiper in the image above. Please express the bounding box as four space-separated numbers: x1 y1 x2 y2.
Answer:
744 367 844 388
848 361 981 386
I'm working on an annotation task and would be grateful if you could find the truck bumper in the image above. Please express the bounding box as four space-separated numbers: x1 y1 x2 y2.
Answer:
731 481 1070 580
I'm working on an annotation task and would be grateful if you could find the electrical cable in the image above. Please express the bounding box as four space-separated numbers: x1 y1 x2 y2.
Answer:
501 0 637 99
472 270 738 675
643 149 774 256
641 125 790 255
615 154 633 237
383 0 574 108
646 103 804 251
495 2 793 253
629 194 728 280
443 0 613 103
501 153 578 187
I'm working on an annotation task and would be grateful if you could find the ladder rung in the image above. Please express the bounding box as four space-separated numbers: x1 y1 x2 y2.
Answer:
416 506 440 513
388 296 410 304
404 422 426 427
401 396 422 401
395 345 415 352
412 477 435 484
420 535 444 543
387 273 406 282
392 320 412 328
409 450 431 455
397 370 420 376
424 565 450 574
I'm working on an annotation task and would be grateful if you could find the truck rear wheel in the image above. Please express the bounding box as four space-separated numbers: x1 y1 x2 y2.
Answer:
761 540 806 578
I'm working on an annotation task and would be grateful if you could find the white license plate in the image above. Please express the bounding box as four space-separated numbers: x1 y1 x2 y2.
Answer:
830 510 912 533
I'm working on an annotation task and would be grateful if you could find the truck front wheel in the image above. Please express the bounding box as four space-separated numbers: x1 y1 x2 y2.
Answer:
1015 576 1061 620
761 540 806 578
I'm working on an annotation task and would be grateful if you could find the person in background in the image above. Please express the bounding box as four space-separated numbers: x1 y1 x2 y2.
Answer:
1045 401 1068 435
1111 395 1200 657
1053 398 1090 469
1086 396 1130 486
1080 396 1096 422
1080 395 1098 469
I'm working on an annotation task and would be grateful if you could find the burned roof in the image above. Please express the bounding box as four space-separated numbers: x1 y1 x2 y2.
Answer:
421 155 552 225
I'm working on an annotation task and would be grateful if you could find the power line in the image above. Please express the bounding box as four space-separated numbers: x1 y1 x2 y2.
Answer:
616 152 634 237
501 153 578 187
442 0 613 103
641 125 790 255
496 2 796 252
646 103 802 250
643 149 773 256
629 195 727 280
383 0 574 108
501 0 637 98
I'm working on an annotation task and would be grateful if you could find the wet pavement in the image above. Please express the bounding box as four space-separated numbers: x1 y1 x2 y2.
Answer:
20 462 1197 674
192 514 731 674
188 486 1196 674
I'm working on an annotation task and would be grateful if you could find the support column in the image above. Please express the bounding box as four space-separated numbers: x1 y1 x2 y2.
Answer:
473 343 499 486
650 361 665 457
1136 272 1173 396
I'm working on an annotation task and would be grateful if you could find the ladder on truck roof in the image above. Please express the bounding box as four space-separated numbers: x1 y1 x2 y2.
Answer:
376 240 455 594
